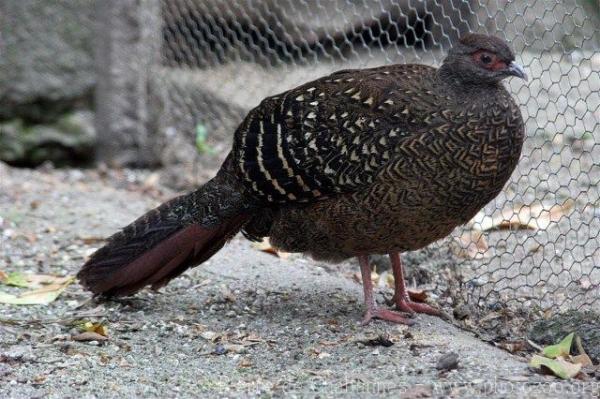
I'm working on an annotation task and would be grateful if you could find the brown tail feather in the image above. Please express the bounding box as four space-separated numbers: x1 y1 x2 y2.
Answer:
77 169 253 296
80 215 248 296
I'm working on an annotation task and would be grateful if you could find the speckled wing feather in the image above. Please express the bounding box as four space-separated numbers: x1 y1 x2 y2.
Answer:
232 64 447 204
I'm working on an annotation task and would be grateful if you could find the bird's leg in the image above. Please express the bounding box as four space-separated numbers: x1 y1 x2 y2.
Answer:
358 255 415 325
390 252 441 316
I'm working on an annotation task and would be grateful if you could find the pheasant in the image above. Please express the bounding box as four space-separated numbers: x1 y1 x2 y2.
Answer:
78 34 526 325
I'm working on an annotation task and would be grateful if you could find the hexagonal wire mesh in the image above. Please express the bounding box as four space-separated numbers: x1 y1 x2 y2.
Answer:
158 0 599 340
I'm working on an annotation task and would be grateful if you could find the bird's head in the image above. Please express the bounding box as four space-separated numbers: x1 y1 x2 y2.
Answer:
441 33 527 85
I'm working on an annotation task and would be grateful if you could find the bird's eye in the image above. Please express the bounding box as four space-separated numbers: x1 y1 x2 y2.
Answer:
480 54 493 64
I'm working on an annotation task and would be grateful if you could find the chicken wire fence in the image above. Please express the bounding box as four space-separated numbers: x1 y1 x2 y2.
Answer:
133 0 599 341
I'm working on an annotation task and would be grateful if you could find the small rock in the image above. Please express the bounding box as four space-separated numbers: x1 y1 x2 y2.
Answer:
435 352 459 371
213 344 227 355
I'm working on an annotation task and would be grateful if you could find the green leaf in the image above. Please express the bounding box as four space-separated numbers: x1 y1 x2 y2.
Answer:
542 332 574 359
529 355 581 380
2 272 29 288
195 124 215 155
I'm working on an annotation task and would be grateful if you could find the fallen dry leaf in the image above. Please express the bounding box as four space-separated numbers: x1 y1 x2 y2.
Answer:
224 344 247 354
452 230 490 259
81 321 109 337
251 237 291 259
571 354 593 367
385 272 394 288
200 331 220 342
370 270 379 286
0 276 74 305
72 331 109 342
472 199 575 231
572 335 593 367
1 273 71 289
408 289 428 303
32 374 47 385
353 269 379 287
496 340 528 353
243 333 264 343
530 355 582 379
528 333 590 380
384 275 428 302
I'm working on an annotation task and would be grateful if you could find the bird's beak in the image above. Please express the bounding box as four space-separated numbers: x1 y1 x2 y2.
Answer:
507 61 528 81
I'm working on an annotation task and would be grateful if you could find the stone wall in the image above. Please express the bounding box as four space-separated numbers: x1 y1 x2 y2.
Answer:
0 0 97 166
0 0 96 123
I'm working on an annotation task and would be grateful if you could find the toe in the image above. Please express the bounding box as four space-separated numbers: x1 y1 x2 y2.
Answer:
362 308 416 325
395 299 441 316
408 302 441 316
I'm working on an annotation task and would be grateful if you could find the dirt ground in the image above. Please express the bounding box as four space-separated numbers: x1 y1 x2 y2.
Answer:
1 162 599 398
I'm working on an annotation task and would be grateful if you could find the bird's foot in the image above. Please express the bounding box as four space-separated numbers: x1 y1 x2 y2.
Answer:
361 307 416 326
393 295 441 316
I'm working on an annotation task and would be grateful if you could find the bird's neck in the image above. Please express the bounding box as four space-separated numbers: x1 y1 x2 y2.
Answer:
436 64 503 101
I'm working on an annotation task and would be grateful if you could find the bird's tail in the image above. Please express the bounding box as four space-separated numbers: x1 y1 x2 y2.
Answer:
77 168 251 296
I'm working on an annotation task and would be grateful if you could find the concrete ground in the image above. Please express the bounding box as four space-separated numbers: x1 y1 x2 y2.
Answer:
1 163 598 398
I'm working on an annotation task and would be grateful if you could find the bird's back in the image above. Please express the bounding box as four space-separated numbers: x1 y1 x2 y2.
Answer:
232 64 440 203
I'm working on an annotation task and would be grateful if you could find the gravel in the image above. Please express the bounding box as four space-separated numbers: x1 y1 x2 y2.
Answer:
1 162 598 398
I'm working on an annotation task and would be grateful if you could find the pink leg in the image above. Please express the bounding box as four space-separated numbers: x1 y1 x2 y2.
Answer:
390 252 441 316
358 255 414 325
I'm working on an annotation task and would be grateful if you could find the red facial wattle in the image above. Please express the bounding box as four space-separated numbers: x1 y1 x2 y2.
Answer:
472 50 507 71
489 59 508 71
